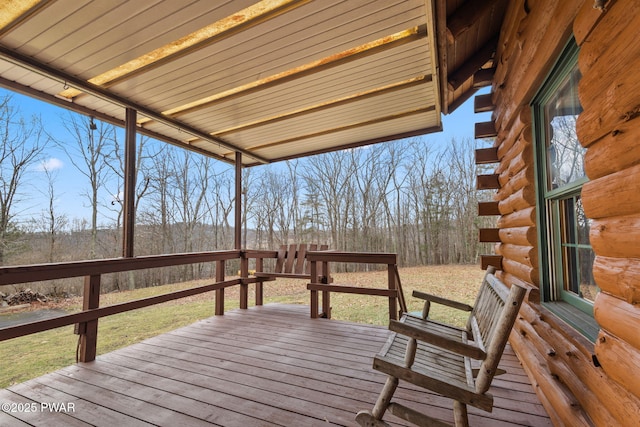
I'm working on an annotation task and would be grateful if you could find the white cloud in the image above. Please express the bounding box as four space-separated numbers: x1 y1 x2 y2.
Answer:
36 158 64 172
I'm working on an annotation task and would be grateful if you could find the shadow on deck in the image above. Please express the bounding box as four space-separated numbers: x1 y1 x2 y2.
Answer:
0 304 550 426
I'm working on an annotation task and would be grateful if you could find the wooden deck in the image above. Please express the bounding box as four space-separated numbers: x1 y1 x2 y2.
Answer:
1 304 551 426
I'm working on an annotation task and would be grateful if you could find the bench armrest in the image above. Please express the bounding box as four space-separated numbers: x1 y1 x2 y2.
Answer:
389 319 486 361
412 290 473 312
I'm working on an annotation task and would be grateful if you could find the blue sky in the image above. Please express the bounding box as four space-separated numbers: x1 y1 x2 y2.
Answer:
1 85 492 227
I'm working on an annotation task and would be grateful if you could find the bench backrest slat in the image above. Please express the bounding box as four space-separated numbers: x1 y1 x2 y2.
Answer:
294 244 308 274
283 244 297 273
272 243 329 276
465 267 526 394
274 246 287 273
475 281 526 393
303 244 318 274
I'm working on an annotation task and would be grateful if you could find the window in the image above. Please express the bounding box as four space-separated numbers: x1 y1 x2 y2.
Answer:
533 39 599 341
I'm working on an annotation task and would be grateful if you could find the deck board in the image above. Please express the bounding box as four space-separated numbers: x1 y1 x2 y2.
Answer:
2 304 551 426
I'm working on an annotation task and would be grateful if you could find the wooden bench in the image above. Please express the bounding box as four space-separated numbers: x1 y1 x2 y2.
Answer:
253 243 329 280
356 266 527 427
251 243 331 310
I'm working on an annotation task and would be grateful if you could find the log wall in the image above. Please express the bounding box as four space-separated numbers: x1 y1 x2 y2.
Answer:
487 0 640 424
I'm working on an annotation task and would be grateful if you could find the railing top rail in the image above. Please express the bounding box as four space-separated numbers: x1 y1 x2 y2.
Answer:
306 251 397 264
243 249 279 258
0 278 242 342
0 250 241 285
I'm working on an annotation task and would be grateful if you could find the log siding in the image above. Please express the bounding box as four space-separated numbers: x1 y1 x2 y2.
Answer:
488 0 640 424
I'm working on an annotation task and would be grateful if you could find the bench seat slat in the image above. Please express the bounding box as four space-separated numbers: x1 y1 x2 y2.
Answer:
373 355 494 412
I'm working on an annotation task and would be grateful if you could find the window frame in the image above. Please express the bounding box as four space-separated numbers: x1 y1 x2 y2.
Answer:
532 38 599 342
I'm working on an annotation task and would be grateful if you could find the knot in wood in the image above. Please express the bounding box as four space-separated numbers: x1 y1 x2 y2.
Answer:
593 0 606 11
621 105 640 122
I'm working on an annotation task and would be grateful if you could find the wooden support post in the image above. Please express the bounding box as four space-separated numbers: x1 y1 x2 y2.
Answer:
215 260 225 315
388 263 398 321
240 252 248 309
235 152 242 250
310 259 319 318
78 274 100 362
321 259 331 318
122 108 136 258
255 257 264 306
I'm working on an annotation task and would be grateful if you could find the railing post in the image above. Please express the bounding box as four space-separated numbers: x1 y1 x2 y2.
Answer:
321 259 331 319
388 261 397 321
310 258 319 318
255 256 264 306
240 251 248 309
215 260 225 315
77 274 100 362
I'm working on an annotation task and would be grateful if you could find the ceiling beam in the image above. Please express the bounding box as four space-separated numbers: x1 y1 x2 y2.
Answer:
446 86 478 113
253 125 443 166
447 36 498 91
446 0 503 44
0 45 269 164
434 0 449 114
245 105 436 153
0 76 235 164
473 67 495 88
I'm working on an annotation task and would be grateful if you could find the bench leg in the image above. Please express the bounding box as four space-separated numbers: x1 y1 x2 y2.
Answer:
453 401 469 427
255 281 264 306
372 376 398 419
355 411 392 427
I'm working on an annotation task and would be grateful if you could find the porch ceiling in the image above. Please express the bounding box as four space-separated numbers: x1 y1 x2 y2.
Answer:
0 0 504 166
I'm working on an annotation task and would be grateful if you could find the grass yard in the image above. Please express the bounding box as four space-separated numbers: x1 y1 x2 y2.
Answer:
0 264 484 388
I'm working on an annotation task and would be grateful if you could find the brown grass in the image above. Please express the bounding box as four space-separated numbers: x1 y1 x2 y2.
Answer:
263 264 484 326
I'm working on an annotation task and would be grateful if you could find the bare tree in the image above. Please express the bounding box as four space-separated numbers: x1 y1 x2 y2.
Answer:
0 95 48 264
105 134 152 235
285 160 302 242
207 168 234 249
30 165 68 262
252 167 289 248
241 168 260 248
55 114 116 258
166 150 212 278
302 150 356 250
140 144 174 256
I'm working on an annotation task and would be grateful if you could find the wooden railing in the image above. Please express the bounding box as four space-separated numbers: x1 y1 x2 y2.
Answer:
0 250 262 362
306 251 407 321
0 249 405 364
